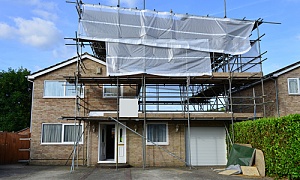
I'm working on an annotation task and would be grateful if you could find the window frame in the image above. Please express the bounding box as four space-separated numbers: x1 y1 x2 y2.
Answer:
41 123 84 145
288 78 300 95
103 84 123 98
43 80 84 98
146 123 169 146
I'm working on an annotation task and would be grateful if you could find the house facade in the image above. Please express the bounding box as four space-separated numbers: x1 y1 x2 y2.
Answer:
27 3 267 167
233 61 300 118
27 53 187 166
27 53 264 167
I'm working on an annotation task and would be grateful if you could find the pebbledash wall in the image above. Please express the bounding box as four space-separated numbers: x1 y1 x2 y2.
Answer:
232 64 300 118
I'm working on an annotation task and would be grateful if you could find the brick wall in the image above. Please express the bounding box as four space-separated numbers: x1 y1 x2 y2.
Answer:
276 68 300 116
30 56 230 166
232 66 300 118
30 57 141 166
232 79 277 118
126 121 186 167
30 58 123 165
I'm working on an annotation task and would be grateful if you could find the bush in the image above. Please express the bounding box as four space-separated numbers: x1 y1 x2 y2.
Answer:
231 114 300 179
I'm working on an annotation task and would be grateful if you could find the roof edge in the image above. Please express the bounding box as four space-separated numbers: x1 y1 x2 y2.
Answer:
271 62 300 77
27 53 106 80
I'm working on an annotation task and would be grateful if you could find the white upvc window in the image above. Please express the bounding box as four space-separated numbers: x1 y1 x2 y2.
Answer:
103 84 123 98
41 123 83 144
146 123 169 145
288 78 300 94
44 80 84 98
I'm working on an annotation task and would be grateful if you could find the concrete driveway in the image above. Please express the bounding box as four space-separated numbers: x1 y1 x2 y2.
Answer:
0 164 273 180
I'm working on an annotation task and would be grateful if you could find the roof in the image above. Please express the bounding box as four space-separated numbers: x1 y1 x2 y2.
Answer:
27 52 106 80
266 60 300 78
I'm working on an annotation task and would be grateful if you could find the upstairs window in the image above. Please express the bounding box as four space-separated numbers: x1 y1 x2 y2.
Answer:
288 78 300 94
103 84 123 98
41 123 83 144
44 81 84 98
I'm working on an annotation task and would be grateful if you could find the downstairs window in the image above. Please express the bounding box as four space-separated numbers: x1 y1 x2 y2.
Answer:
41 123 83 144
146 123 168 145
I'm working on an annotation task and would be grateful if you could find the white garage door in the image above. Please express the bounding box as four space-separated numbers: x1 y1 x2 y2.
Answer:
186 127 227 166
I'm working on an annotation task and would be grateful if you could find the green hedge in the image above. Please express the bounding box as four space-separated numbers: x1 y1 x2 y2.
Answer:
231 114 300 179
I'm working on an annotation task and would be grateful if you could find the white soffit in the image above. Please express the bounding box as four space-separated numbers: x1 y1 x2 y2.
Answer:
272 63 300 77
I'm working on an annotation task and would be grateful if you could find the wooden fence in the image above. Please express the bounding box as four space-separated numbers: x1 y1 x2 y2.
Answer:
0 132 30 164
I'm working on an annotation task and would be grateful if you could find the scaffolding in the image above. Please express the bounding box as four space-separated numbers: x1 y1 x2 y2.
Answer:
65 0 268 171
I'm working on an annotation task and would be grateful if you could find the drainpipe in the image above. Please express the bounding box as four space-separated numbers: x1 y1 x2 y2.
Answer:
27 78 34 164
27 79 34 133
270 76 280 117
87 121 90 166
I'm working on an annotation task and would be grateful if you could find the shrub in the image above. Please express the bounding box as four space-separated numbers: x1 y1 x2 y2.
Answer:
231 114 300 179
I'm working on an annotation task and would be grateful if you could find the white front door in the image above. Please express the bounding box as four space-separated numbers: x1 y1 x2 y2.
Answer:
116 124 126 163
98 123 126 163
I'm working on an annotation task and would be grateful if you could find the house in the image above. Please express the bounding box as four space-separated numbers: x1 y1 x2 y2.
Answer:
27 53 265 167
27 3 267 167
232 61 300 118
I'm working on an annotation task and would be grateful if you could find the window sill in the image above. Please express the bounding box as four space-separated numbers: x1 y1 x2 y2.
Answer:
146 142 169 146
41 143 83 145
103 96 123 98
43 96 83 99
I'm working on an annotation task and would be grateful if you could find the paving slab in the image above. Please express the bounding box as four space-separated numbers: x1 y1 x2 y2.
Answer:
0 164 273 180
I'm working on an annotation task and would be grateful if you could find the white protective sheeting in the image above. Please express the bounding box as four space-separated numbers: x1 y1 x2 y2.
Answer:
79 4 256 76
106 42 211 76
228 41 260 73
240 41 260 72
80 4 254 55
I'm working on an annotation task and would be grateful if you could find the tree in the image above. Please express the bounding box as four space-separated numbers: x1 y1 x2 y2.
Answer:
0 68 32 132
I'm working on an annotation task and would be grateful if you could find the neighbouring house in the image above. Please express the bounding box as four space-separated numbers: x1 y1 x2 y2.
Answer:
27 3 267 167
233 61 300 118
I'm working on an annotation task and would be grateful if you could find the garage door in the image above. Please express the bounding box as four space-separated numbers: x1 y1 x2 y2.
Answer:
186 127 227 166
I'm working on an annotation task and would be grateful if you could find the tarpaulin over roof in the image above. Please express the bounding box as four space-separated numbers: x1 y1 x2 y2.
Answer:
80 4 254 54
79 4 255 76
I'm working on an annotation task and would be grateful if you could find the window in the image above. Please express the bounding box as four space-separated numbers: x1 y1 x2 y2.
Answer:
41 123 83 144
288 78 300 94
103 84 123 98
146 123 168 145
44 81 84 98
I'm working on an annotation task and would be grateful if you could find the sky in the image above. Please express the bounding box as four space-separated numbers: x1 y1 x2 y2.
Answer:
0 0 299 74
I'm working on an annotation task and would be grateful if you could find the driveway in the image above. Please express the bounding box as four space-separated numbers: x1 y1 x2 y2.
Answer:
0 164 273 180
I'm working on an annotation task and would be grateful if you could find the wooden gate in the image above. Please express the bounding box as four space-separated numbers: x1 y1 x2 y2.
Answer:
0 132 30 164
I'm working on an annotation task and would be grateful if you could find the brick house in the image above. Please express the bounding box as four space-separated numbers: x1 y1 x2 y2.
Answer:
232 61 300 118
27 53 265 167
27 3 267 167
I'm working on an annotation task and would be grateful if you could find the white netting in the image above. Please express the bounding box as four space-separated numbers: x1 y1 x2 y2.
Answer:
80 4 254 54
79 4 255 76
106 42 211 76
